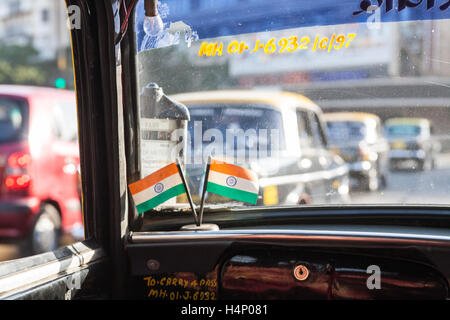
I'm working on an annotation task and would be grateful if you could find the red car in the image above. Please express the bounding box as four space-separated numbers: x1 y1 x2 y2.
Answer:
0 85 83 255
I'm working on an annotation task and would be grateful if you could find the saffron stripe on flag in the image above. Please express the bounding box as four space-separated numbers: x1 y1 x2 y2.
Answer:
129 163 179 195
210 160 258 182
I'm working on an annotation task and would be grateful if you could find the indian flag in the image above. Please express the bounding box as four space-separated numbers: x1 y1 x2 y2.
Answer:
129 163 186 214
206 159 259 204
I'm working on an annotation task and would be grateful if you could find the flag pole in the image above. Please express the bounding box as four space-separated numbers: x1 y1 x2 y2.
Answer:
198 155 212 226
176 157 199 226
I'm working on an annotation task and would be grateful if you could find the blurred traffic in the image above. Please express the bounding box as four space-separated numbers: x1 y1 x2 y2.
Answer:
385 117 441 171
324 112 389 191
173 90 350 206
0 86 82 257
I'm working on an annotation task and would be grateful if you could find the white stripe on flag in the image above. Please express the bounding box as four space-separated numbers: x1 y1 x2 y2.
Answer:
208 170 259 194
132 173 183 206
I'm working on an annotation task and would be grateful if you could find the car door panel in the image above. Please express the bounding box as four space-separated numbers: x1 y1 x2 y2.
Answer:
0 240 108 300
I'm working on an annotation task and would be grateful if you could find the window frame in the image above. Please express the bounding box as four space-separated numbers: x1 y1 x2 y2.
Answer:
0 0 125 300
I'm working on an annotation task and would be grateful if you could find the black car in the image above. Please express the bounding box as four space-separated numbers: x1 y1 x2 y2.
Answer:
324 112 389 191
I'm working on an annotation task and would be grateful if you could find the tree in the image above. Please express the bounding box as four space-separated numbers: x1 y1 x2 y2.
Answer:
0 43 48 86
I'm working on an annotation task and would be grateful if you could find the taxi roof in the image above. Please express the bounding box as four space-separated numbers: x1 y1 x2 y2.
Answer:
170 90 322 114
385 117 431 126
322 112 381 123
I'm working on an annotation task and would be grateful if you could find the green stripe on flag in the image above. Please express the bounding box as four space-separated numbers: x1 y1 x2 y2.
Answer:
207 182 258 204
136 184 186 214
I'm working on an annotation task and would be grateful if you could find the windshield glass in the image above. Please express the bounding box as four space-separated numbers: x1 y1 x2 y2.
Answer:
387 125 421 137
133 0 450 211
0 97 27 143
187 104 285 157
326 121 366 143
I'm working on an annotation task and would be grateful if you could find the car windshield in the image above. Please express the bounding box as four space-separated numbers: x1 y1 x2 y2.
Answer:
326 121 366 143
387 125 421 137
187 104 285 158
0 97 27 143
133 0 450 211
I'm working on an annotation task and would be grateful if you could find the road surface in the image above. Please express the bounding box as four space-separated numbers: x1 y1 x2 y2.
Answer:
351 153 450 204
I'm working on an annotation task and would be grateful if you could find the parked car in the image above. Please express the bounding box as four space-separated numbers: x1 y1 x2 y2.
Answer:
323 112 389 191
170 90 350 206
0 85 83 255
385 117 439 171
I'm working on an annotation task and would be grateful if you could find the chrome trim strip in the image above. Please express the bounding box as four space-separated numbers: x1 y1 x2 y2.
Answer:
130 229 450 247
259 165 348 188
0 245 105 298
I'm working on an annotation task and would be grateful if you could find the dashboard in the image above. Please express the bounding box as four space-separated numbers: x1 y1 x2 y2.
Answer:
125 210 450 300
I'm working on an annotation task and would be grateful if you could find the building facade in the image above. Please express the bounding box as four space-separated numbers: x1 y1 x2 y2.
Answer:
0 0 70 61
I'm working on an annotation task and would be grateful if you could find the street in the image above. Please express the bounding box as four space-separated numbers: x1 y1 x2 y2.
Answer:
351 153 450 204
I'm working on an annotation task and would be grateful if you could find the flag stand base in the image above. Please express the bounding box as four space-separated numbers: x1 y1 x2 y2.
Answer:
180 224 220 231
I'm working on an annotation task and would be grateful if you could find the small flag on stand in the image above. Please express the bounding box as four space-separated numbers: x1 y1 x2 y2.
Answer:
197 157 260 226
129 162 187 214
206 158 260 205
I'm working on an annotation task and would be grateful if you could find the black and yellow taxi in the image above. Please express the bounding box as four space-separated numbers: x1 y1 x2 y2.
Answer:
385 117 439 171
323 112 389 191
170 90 350 206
